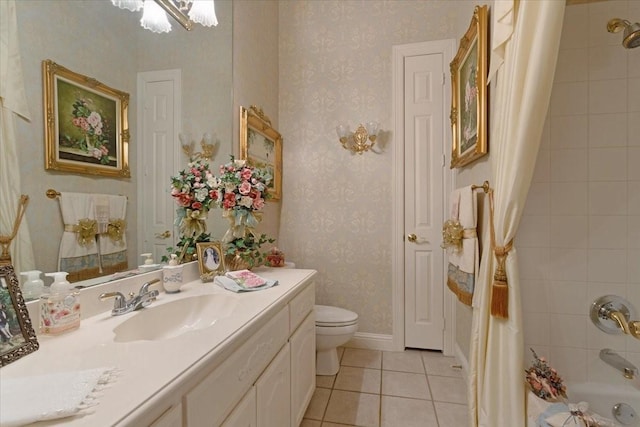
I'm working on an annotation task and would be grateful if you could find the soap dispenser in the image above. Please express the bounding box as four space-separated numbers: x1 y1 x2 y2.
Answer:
41 272 81 335
20 270 44 299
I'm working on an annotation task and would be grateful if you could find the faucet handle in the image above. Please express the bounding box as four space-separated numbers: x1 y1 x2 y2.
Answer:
609 310 632 335
139 279 160 295
630 320 640 339
99 292 127 310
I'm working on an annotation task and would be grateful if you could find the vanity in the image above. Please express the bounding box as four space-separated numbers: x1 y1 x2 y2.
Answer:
0 265 317 427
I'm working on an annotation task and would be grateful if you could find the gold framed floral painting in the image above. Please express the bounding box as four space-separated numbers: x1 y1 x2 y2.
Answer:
450 5 488 169
0 265 39 367
240 106 282 201
43 60 130 177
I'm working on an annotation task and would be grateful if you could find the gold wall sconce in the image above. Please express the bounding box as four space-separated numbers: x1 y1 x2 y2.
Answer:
336 122 380 155
180 132 219 162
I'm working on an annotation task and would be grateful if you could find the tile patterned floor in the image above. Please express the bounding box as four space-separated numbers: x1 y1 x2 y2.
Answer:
301 348 469 427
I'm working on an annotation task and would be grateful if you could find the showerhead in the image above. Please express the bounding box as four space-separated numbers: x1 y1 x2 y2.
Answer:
607 18 640 49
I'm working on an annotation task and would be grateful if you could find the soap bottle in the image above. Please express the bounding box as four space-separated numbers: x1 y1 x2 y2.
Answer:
40 272 81 335
19 270 44 299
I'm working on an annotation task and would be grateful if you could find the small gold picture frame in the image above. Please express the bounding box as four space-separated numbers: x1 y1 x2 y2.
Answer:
450 5 489 169
197 241 225 282
240 106 283 201
0 264 39 367
43 60 130 177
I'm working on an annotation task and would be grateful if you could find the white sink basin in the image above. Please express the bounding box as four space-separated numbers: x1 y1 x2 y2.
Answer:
113 294 238 342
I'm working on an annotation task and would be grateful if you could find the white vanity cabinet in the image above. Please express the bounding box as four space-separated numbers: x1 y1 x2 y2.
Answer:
184 282 316 427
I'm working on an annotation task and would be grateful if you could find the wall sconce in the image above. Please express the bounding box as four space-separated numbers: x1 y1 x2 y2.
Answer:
179 132 219 162
336 121 380 155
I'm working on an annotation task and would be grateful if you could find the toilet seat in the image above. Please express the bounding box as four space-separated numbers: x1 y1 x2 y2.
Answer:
315 305 358 327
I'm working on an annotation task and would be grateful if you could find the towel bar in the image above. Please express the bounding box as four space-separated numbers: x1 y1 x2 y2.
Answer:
471 181 491 193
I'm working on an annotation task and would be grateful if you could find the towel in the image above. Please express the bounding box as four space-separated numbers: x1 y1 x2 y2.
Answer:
215 275 278 293
0 367 118 427
96 195 128 275
58 192 100 282
445 186 479 306
540 401 616 427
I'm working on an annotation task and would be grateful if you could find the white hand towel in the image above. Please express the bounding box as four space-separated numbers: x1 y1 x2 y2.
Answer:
0 367 118 427
447 186 478 274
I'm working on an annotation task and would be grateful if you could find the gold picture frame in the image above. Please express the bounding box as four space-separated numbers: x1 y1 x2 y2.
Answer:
450 5 488 169
43 60 130 178
197 241 225 282
240 106 283 201
0 264 39 367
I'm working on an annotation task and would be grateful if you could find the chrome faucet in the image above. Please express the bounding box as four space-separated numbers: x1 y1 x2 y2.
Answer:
600 348 638 380
100 279 160 316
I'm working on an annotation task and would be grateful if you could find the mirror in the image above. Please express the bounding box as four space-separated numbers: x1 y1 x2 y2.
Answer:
7 0 233 294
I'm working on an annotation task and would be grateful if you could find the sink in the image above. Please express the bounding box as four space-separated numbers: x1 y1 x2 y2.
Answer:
113 294 238 342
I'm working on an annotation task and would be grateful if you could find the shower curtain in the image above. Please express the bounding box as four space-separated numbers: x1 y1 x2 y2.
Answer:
0 0 35 273
468 1 565 426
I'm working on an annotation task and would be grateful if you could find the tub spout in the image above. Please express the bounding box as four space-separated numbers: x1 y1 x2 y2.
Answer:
600 348 637 379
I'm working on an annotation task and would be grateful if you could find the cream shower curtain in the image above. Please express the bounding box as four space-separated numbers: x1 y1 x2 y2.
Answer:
0 0 34 273
468 1 564 426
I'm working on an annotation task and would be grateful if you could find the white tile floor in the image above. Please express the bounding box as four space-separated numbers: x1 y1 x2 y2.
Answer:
301 348 469 427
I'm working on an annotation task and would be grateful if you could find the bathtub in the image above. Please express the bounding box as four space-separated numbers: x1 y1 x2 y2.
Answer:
567 382 640 427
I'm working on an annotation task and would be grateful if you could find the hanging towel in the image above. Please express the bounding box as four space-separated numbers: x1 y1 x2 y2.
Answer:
58 192 100 282
0 367 119 427
445 186 479 306
97 195 128 275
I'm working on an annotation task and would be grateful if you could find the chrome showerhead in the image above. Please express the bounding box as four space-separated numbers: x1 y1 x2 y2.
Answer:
607 18 640 49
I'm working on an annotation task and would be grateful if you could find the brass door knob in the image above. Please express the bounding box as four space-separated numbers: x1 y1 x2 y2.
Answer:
155 230 171 239
407 233 417 242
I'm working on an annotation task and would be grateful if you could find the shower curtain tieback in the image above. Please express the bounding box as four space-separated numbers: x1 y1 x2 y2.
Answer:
488 190 513 319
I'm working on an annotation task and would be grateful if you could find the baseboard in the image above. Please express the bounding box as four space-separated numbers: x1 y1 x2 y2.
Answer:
344 332 396 352
454 341 470 381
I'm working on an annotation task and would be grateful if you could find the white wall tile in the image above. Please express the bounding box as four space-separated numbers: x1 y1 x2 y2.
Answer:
555 48 588 82
547 281 587 315
551 82 588 116
588 113 627 147
522 313 550 346
551 148 587 182
588 45 628 80
588 215 627 249
628 250 640 284
549 215 588 249
629 48 640 79
629 113 640 146
587 282 627 302
549 248 587 281
551 182 588 215
588 182 628 215
629 78 640 112
628 148 640 181
588 147 627 181
628 217 640 249
561 4 589 48
587 249 628 283
589 79 628 114
518 215 550 248
588 1 629 47
586 321 626 352
521 280 549 314
551 115 588 149
628 182 640 214
549 346 587 383
550 314 587 348
524 183 550 216
532 149 550 183
518 247 551 281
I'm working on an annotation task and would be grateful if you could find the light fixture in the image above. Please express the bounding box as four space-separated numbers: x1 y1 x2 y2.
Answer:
336 121 380 155
111 0 218 33
180 132 219 162
140 0 171 34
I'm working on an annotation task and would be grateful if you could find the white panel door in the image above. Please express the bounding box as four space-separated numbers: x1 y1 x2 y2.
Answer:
404 53 445 350
137 70 181 263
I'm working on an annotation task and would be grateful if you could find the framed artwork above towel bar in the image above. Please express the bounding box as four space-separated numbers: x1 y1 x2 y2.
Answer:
449 5 489 169
43 60 131 178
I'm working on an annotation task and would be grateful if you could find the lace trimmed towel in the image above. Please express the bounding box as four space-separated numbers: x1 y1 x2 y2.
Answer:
214 275 278 293
0 367 119 427
446 186 479 306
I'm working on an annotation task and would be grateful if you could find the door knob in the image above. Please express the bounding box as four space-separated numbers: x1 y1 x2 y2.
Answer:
155 230 171 239
407 233 417 242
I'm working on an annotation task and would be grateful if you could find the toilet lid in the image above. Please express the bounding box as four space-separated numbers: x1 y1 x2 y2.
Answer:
315 305 358 327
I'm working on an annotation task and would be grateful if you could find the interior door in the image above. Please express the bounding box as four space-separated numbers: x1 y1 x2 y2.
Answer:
404 53 446 350
137 70 181 263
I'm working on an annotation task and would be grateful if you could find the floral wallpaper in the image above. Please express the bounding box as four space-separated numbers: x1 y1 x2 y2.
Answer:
278 0 476 335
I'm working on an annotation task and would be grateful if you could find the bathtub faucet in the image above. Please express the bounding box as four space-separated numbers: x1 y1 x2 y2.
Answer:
600 348 637 380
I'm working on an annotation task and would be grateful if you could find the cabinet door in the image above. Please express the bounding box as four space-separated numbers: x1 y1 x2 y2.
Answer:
149 403 182 427
290 312 316 426
221 386 256 427
256 343 291 427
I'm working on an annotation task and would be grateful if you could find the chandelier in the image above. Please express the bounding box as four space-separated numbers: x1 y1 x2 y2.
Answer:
110 0 218 34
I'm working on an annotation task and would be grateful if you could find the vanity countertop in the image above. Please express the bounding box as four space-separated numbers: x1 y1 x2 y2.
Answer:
0 267 317 426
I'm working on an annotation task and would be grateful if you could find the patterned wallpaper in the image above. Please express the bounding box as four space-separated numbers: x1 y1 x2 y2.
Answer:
278 0 477 335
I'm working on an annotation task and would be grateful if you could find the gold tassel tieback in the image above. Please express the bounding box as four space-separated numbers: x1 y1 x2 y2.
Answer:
488 188 514 319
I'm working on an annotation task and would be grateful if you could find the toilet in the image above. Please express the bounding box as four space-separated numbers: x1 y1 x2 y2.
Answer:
315 304 358 375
